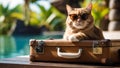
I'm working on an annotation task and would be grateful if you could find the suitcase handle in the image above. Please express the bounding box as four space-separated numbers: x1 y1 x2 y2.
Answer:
57 47 82 59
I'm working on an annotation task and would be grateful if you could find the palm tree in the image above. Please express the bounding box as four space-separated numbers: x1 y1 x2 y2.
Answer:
23 0 38 25
24 0 66 31
24 0 30 25
0 4 23 35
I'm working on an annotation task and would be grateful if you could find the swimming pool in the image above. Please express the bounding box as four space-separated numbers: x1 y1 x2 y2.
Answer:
0 35 63 59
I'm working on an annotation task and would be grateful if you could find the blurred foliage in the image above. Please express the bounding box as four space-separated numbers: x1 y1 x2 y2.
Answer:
0 4 23 35
29 4 66 31
0 1 66 35
81 0 109 27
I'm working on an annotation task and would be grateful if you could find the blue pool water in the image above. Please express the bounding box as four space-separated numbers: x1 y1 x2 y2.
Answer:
0 35 62 59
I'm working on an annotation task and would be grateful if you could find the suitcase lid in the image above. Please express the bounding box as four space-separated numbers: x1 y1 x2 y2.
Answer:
30 39 112 47
111 39 120 47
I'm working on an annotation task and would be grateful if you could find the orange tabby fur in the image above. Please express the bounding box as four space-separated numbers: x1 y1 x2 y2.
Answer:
63 3 104 41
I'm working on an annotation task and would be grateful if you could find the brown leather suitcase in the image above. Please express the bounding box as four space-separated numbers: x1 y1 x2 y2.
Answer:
29 39 120 65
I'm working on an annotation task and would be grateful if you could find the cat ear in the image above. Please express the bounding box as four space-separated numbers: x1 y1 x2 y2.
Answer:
66 5 73 13
86 2 92 13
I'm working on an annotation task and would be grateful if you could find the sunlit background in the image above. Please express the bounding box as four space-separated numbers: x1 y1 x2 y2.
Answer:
0 0 50 13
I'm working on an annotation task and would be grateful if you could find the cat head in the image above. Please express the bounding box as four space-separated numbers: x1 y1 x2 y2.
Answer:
66 3 94 30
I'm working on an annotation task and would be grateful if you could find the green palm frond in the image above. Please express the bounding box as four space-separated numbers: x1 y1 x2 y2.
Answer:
35 5 66 31
0 4 23 35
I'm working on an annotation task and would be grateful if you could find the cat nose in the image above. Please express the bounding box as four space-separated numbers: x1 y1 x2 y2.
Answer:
77 18 81 22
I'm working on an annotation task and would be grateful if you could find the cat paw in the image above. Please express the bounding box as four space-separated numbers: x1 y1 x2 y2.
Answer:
68 35 79 41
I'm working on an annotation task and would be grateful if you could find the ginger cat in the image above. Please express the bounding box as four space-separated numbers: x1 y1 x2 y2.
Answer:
63 3 104 41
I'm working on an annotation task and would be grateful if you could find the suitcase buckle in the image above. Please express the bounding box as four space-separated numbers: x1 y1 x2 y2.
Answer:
93 41 102 54
35 41 44 54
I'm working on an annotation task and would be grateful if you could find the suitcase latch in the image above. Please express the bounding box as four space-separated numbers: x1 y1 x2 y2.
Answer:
93 41 102 54
35 41 44 54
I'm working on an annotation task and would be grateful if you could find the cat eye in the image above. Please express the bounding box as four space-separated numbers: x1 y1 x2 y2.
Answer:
81 13 88 20
69 14 78 20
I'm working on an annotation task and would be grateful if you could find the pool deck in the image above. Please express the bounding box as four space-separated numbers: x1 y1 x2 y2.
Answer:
0 56 120 68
